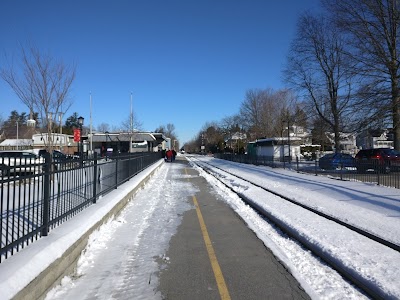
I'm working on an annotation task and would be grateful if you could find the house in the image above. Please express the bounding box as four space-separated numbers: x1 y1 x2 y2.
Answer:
224 131 247 153
325 132 358 154
356 129 393 149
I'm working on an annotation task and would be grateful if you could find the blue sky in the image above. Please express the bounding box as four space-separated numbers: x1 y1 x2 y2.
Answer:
0 0 319 145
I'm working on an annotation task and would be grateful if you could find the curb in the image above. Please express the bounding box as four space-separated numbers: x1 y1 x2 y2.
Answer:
11 160 164 300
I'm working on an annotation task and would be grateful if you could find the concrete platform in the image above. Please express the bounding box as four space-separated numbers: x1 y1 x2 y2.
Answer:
158 157 310 300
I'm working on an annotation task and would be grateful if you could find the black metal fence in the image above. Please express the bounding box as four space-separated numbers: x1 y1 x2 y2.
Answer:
0 152 162 262
215 153 400 189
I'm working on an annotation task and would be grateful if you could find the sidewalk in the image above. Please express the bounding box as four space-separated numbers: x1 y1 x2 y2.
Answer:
0 159 164 300
1 156 312 300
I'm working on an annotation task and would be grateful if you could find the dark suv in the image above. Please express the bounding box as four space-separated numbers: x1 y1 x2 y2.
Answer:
355 148 400 173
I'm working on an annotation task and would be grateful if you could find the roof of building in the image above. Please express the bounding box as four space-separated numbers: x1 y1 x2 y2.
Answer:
90 132 164 143
254 137 302 146
0 139 33 146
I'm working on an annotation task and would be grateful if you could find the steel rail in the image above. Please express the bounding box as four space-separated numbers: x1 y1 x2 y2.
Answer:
190 156 396 300
193 157 400 252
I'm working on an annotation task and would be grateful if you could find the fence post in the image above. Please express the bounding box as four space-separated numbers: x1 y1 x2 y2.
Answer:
128 153 131 178
115 156 119 189
41 152 51 236
93 152 98 203
377 164 380 186
315 159 318 176
340 160 343 180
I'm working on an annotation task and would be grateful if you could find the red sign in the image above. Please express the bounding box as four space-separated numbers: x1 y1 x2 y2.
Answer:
73 129 81 142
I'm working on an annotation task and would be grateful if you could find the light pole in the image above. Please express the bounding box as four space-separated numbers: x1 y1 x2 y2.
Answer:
58 112 63 151
16 120 19 150
286 120 291 163
237 127 240 154
105 131 110 159
282 120 291 163
201 134 205 154
78 116 84 158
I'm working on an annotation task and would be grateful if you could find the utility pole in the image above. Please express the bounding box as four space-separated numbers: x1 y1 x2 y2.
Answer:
59 112 63 151
130 92 133 153
16 120 19 150
90 92 93 155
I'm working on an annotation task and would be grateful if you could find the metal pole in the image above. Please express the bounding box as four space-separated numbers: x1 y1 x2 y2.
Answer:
130 92 133 153
288 120 291 163
80 124 83 164
16 121 18 150
90 92 93 154
92 152 97 203
59 112 63 151
41 152 51 236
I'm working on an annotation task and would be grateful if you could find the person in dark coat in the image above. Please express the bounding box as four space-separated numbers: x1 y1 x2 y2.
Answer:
172 149 177 161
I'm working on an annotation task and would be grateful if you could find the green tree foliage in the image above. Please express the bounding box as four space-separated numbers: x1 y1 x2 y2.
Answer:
64 112 80 134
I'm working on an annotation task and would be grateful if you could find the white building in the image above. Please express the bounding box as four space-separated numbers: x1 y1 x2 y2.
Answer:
356 129 393 149
0 139 33 150
325 132 358 154
253 137 302 161
31 133 76 153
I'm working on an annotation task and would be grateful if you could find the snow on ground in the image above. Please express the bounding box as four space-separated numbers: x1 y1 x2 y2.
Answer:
44 161 196 300
1 154 400 299
187 155 400 299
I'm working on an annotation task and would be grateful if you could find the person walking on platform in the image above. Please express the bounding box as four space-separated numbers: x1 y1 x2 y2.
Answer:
166 149 173 162
172 149 177 161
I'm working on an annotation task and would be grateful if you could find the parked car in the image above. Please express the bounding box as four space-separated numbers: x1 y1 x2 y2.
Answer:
0 150 44 176
355 148 400 173
318 153 355 170
37 149 77 169
38 149 69 161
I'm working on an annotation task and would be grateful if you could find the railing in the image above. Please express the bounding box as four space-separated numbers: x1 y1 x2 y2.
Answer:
214 153 400 189
0 152 162 263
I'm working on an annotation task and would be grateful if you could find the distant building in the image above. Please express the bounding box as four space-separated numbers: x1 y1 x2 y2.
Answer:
356 129 393 149
0 133 76 153
32 133 76 154
90 132 167 156
325 132 357 154
0 131 168 157
0 139 33 150
252 137 302 160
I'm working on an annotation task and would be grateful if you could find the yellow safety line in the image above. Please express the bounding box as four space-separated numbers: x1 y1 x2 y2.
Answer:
185 168 231 300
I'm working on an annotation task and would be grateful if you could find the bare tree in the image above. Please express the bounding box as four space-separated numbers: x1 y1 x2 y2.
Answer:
165 123 176 138
0 115 4 138
284 13 353 152
97 123 111 133
1 44 76 151
155 123 178 148
154 125 166 134
239 88 295 140
120 112 143 132
199 121 225 153
219 115 240 136
324 0 400 149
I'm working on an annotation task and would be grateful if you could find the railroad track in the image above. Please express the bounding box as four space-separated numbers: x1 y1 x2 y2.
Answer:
188 155 400 300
